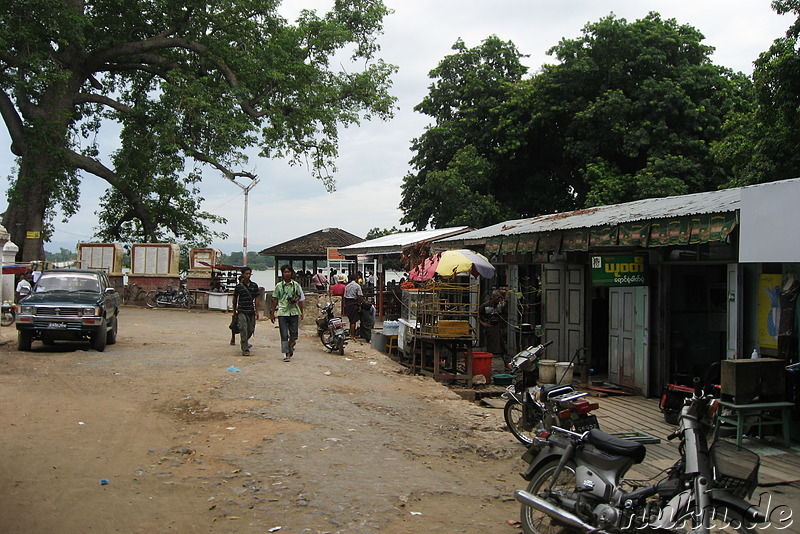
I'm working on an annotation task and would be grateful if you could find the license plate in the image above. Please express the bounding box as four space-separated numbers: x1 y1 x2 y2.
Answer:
334 328 344 336
47 322 67 329
574 415 599 433
330 318 343 327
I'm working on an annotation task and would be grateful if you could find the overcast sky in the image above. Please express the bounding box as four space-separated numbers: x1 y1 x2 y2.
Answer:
0 0 792 255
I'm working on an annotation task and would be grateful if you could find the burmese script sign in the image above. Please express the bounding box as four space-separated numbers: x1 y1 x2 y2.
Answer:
591 254 649 287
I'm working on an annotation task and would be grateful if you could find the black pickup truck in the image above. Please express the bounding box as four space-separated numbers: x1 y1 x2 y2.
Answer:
16 269 121 352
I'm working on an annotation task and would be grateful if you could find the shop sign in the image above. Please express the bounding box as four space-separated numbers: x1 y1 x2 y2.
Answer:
26 231 40 239
327 247 345 260
591 254 648 287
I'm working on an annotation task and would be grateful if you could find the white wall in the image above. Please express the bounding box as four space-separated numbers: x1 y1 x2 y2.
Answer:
739 178 800 263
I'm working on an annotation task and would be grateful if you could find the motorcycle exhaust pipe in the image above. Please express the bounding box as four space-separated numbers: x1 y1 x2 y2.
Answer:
515 490 607 533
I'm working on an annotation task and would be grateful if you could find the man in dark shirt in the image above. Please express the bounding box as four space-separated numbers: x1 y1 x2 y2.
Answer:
232 267 261 356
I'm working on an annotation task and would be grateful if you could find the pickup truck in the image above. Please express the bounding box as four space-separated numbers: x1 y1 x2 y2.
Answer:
16 269 121 352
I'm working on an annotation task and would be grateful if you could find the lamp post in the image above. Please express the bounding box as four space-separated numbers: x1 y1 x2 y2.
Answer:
228 177 260 266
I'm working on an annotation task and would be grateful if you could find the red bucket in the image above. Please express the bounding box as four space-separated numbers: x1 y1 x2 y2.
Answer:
472 352 493 383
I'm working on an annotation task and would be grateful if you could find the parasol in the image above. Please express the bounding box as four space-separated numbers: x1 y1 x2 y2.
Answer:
408 249 495 281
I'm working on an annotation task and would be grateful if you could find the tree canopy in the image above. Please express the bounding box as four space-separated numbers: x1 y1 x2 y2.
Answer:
401 13 753 230
712 0 800 186
1 0 397 260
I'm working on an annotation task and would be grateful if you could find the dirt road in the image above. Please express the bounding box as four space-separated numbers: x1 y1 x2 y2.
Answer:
0 306 525 533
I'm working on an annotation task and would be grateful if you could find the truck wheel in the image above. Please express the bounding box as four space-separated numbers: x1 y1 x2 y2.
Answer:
92 325 107 352
106 316 118 345
17 330 32 351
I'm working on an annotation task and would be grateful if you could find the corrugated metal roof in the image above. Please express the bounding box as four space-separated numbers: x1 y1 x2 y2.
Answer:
338 226 470 255
440 187 743 242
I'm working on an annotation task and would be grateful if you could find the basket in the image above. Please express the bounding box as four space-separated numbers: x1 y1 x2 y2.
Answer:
710 440 760 498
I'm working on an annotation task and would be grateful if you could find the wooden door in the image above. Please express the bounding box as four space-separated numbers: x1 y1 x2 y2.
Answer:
542 264 585 362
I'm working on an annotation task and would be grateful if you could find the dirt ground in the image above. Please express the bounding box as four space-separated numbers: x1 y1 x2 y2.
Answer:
0 303 527 534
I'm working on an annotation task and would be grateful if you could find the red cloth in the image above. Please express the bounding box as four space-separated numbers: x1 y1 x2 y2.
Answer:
331 283 345 296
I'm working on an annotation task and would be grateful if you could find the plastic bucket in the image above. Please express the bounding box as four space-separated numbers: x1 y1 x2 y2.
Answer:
555 362 574 385
472 352 494 383
538 359 557 384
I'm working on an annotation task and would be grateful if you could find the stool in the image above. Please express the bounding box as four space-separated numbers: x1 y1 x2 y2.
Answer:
386 335 398 356
714 400 794 448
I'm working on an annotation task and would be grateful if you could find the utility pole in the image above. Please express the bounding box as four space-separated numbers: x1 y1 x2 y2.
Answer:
228 177 260 266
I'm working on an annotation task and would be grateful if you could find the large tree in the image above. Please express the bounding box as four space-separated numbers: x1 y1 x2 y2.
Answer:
712 0 800 185
508 13 753 209
400 36 527 230
401 14 752 230
0 0 396 260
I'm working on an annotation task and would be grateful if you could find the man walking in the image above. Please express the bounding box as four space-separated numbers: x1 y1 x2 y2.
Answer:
232 267 261 356
271 265 304 361
343 273 363 340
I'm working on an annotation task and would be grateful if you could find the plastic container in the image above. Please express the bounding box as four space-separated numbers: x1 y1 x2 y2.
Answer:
555 362 574 385
472 352 493 383
538 359 557 384
492 373 515 386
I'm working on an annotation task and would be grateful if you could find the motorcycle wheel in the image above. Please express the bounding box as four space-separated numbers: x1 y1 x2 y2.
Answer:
1 311 14 326
319 330 336 352
520 459 578 534
504 399 545 446
144 291 158 308
338 338 345 356
155 295 170 308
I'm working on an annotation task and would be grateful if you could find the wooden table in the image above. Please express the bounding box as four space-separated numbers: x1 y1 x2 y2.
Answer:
409 335 474 385
714 400 794 447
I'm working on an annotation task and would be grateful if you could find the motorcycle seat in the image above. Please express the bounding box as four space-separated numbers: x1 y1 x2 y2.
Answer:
541 384 574 400
586 428 646 464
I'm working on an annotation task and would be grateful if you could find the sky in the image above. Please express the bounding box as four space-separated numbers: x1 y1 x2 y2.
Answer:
0 0 793 255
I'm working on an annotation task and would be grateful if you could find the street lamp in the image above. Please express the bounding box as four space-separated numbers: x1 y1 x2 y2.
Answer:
228 177 260 266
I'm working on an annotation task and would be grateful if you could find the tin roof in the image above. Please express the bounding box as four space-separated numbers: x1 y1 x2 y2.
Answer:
338 226 470 255
440 187 742 242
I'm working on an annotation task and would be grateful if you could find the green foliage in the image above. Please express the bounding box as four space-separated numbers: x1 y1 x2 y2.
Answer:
402 13 754 229
44 248 77 263
220 251 274 269
0 0 397 259
365 226 408 240
400 36 528 229
712 1 800 185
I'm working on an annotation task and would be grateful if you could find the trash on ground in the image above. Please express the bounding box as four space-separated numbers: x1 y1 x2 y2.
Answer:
227 365 241 372
100 479 109 485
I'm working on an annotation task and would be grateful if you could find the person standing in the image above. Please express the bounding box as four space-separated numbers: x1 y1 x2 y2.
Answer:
479 290 508 365
343 273 363 339
15 273 32 302
232 267 261 356
311 268 328 292
271 265 304 362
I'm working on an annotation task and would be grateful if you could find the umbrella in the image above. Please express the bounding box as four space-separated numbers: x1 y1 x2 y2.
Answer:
408 249 495 281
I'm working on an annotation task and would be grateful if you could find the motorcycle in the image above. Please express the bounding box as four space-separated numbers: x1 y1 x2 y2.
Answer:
504 341 599 445
1 301 16 326
316 300 347 355
514 377 767 533
145 285 194 309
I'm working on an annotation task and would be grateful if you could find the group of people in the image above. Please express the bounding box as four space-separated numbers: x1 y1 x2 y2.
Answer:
231 265 303 361
230 265 376 361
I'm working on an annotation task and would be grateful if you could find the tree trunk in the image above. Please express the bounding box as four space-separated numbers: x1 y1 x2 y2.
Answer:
3 155 54 262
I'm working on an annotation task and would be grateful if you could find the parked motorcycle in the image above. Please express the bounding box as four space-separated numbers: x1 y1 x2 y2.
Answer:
504 341 599 445
145 285 194 309
1 301 16 326
317 300 347 355
515 377 767 533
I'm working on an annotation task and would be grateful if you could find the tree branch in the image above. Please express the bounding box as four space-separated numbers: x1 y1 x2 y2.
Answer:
65 149 158 238
0 90 26 156
180 141 257 181
73 93 134 114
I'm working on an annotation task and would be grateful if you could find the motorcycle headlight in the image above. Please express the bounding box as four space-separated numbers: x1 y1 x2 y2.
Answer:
19 305 34 315
82 306 99 316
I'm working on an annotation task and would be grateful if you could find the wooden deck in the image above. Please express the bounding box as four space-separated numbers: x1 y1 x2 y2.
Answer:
593 394 800 486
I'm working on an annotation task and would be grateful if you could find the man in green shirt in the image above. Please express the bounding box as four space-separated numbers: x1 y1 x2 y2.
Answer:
270 265 304 361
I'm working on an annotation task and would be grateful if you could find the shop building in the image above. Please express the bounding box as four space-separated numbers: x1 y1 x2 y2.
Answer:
438 178 800 401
